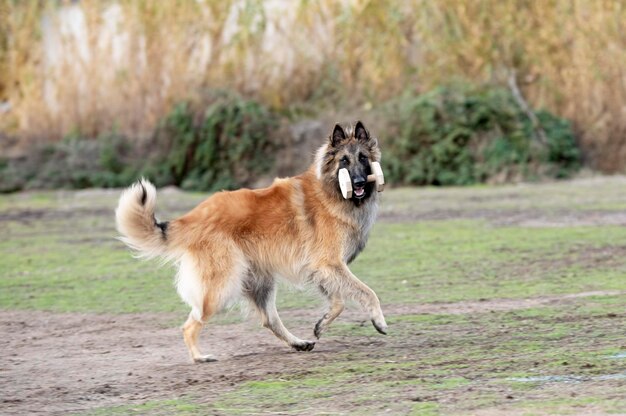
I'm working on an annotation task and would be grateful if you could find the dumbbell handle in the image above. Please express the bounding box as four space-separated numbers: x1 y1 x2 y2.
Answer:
338 162 385 199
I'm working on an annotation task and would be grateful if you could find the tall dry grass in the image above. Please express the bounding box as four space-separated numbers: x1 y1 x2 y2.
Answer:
413 0 626 171
1 0 626 171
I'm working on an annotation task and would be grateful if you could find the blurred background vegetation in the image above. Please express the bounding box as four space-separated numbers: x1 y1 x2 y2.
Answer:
0 0 624 192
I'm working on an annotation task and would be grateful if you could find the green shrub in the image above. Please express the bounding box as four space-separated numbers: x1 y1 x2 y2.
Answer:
383 86 580 185
0 91 279 193
153 91 278 191
0 86 580 193
0 135 139 191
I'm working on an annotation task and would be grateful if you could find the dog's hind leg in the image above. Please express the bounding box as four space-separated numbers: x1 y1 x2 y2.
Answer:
182 312 216 363
245 277 315 352
178 253 220 363
314 286 344 339
181 289 221 363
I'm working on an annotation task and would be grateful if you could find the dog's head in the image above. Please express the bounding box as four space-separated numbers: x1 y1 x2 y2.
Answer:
316 121 381 204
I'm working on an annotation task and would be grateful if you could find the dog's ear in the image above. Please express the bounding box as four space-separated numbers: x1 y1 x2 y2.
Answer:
354 121 369 142
355 120 378 150
330 123 347 147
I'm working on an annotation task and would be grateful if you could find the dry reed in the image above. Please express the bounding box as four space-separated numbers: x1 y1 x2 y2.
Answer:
1 0 625 171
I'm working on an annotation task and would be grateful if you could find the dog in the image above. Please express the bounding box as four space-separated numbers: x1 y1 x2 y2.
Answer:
115 121 388 362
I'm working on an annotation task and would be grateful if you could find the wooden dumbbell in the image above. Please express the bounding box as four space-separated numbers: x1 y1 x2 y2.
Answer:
338 161 385 199
369 162 385 192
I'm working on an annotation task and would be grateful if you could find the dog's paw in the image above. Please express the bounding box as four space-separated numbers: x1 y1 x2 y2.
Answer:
371 319 388 335
314 319 325 339
291 340 316 352
193 354 218 363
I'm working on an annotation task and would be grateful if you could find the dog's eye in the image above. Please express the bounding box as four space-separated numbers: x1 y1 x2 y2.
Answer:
359 154 368 162
340 156 349 166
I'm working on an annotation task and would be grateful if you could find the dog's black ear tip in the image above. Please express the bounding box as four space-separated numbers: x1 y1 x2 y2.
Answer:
355 121 370 141
139 183 147 206
330 123 347 147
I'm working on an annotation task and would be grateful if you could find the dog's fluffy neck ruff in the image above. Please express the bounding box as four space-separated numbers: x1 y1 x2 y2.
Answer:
306 158 379 266
300 165 378 265
314 143 330 181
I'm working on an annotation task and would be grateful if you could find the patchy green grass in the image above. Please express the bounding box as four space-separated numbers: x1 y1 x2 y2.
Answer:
2 182 626 313
2 178 626 415
74 398 209 416
380 176 626 215
507 396 626 415
0 189 203 314
210 297 626 414
356 220 626 305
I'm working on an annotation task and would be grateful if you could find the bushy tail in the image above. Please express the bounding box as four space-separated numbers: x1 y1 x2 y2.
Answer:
115 179 170 260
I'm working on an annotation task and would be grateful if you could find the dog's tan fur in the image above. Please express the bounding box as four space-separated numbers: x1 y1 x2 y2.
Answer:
115 121 387 362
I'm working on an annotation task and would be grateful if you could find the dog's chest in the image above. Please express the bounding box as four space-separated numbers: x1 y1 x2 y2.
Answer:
343 202 378 264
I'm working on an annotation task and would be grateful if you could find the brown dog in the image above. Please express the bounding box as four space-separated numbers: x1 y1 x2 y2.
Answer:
115 121 387 362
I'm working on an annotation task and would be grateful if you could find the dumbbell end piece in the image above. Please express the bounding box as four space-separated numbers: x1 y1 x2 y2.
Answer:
338 168 352 199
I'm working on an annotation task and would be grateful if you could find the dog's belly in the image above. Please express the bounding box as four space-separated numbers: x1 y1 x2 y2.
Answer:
250 258 311 283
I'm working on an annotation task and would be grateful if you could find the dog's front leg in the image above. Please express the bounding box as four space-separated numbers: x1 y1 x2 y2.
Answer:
314 287 345 339
318 265 388 335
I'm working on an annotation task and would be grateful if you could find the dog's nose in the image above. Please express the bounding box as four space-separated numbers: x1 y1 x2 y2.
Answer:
353 177 366 188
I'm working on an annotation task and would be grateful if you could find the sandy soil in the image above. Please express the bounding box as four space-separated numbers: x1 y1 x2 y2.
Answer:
1 290 621 415
2 182 626 415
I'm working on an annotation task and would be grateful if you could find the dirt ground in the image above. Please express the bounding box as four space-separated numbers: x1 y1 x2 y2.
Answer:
1 309 327 415
1 290 622 415
2 180 626 415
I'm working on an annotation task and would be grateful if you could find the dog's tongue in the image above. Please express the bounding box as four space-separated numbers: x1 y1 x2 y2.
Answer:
354 187 365 197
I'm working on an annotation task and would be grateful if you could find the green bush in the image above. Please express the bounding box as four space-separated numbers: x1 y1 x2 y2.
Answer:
383 86 580 185
152 91 278 191
0 134 139 192
0 86 581 193
0 91 278 192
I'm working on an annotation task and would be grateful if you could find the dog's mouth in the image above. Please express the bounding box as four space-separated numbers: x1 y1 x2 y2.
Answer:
353 186 366 199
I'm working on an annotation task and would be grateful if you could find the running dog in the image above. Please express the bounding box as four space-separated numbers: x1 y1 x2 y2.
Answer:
115 121 387 362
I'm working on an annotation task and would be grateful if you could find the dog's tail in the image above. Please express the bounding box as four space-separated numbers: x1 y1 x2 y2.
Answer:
115 178 173 261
